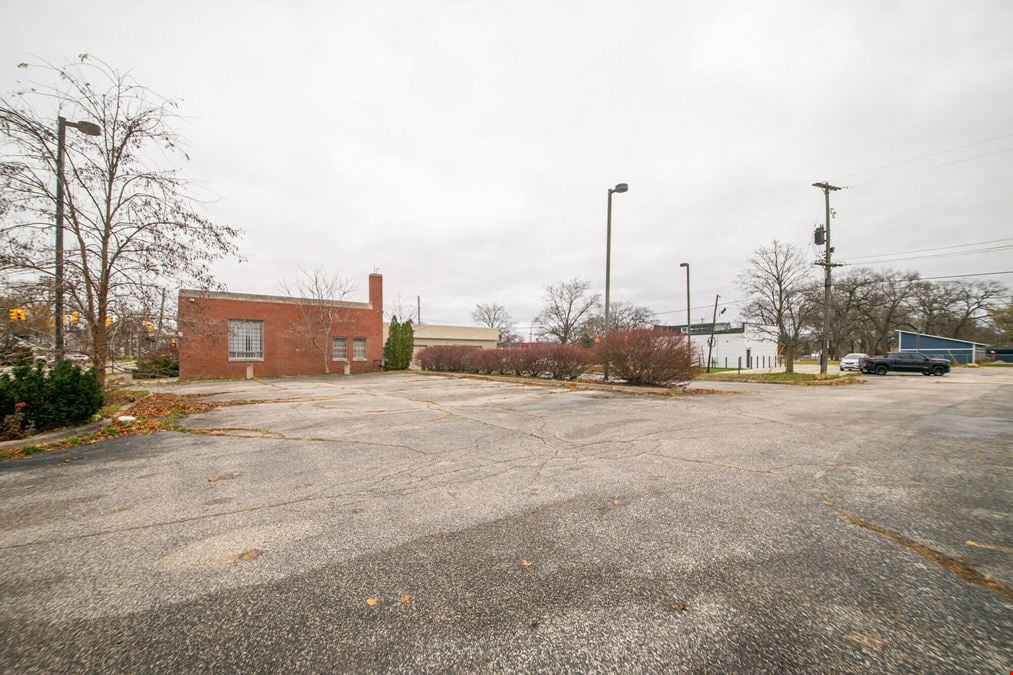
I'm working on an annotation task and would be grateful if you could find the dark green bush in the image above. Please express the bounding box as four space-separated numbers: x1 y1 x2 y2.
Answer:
383 317 415 370
0 359 104 439
133 347 179 379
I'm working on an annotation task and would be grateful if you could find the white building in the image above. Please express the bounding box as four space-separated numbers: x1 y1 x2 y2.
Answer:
656 322 780 369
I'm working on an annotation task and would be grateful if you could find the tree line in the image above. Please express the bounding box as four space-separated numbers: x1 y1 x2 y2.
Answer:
473 240 1009 374
471 278 658 347
739 240 1008 371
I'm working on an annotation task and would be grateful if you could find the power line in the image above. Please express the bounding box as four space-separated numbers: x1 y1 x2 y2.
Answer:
831 132 1013 181
918 270 1012 280
842 244 1013 266
845 146 1013 188
653 298 747 317
845 238 1013 262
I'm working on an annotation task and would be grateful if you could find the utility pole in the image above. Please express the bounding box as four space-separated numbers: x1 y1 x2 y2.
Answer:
417 295 421 324
706 294 719 373
705 291 721 370
812 181 841 375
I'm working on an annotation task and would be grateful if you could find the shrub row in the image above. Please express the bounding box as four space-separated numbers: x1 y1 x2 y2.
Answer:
419 344 593 380
419 330 695 386
0 360 104 439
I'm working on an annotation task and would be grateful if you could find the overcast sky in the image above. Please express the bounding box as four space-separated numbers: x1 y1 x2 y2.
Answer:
6 1 1012 331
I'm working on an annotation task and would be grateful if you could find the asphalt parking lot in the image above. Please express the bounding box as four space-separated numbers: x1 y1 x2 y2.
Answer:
1 369 1010 671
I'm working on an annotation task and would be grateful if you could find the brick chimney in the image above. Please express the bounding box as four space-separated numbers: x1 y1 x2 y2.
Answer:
369 273 383 313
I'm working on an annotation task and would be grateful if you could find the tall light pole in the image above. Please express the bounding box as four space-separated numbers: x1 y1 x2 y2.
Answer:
54 116 102 363
603 182 628 381
812 181 840 375
680 262 690 359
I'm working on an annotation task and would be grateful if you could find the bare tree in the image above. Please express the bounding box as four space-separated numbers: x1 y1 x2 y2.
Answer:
988 300 1013 344
738 240 817 372
471 302 516 344
581 301 656 343
945 279 1006 340
0 56 240 382
385 294 417 323
280 268 356 374
533 278 601 344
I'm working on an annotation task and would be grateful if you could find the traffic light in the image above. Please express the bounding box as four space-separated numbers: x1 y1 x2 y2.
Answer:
71 311 79 324
105 316 114 327
8 307 27 321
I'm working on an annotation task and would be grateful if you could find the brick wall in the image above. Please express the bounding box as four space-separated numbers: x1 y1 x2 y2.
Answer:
178 274 383 379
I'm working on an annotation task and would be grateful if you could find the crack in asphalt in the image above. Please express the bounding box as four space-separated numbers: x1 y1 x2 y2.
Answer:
819 496 1013 601
6 373 1009 612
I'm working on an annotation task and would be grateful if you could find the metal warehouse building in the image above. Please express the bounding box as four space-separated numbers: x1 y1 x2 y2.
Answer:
896 330 988 365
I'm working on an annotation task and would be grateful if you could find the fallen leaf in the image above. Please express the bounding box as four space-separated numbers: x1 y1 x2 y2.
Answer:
521 559 532 567
674 603 686 612
529 619 540 629
231 470 242 477
238 549 259 561
845 632 886 649
208 475 220 483
365 597 378 607
612 499 621 506
400 594 412 604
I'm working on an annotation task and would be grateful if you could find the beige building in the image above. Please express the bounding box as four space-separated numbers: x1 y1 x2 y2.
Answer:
382 323 499 367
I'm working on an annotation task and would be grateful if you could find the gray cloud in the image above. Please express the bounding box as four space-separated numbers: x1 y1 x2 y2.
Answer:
5 0 1011 328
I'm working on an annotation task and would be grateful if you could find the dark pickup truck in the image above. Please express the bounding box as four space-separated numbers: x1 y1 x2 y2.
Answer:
861 352 951 376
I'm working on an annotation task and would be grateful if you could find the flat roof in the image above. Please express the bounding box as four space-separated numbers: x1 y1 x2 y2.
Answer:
384 323 499 341
179 289 371 309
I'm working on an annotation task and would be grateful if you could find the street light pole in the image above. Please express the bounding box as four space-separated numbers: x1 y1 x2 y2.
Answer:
680 262 690 362
53 116 101 363
54 118 68 363
603 182 628 381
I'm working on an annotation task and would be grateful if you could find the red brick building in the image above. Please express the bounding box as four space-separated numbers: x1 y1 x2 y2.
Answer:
178 273 383 379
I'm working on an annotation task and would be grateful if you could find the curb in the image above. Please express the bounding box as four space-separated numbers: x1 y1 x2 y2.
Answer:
412 370 725 398
0 403 134 452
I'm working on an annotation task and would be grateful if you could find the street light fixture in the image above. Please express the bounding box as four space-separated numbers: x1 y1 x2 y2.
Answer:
55 116 102 363
603 182 628 382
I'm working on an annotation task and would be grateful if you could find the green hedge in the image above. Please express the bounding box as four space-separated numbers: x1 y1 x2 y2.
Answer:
132 348 179 379
0 360 104 439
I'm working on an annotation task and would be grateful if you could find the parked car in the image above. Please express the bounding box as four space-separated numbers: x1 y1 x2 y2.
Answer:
861 352 950 376
839 353 868 371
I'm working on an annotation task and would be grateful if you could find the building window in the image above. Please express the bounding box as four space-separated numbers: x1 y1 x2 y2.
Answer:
333 336 348 360
228 319 263 360
353 337 367 361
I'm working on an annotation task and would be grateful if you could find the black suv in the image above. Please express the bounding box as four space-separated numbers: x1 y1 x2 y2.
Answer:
861 352 951 376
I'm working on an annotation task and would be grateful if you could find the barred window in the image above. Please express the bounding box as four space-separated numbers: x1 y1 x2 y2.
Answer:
353 337 367 361
228 319 263 360
333 336 348 360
